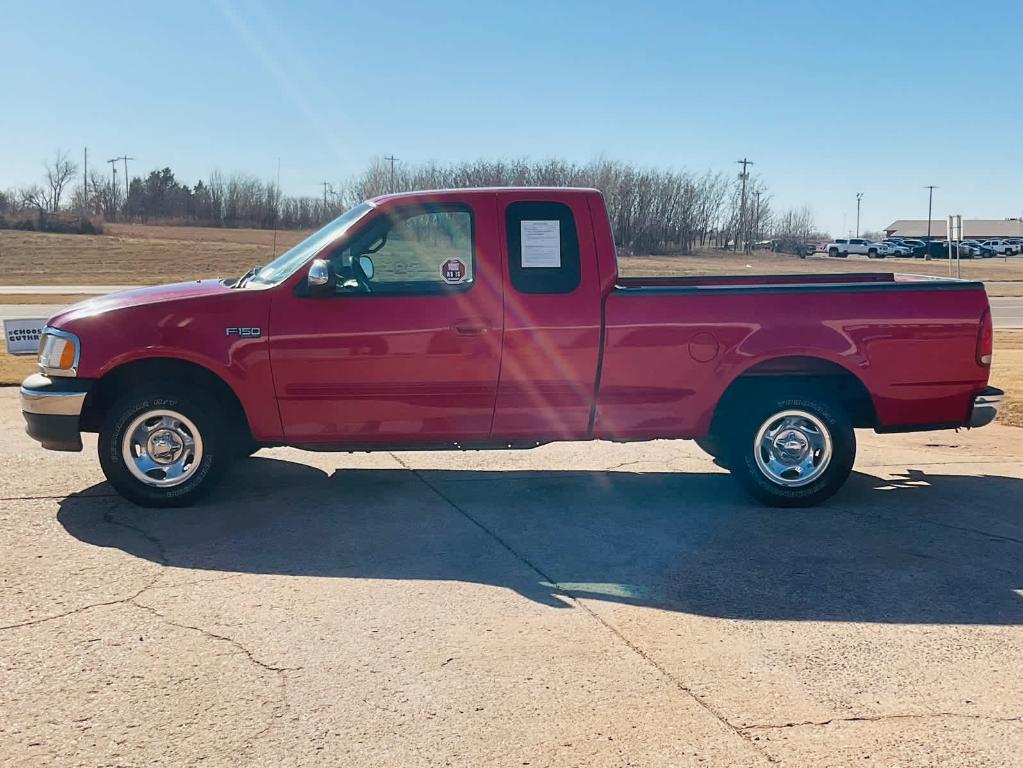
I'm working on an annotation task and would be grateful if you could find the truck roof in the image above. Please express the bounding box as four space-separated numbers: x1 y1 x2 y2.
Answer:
369 186 601 204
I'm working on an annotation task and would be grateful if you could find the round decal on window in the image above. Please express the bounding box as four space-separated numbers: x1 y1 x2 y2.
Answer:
440 258 467 285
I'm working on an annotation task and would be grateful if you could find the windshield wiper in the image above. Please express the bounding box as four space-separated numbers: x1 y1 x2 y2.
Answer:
235 265 261 288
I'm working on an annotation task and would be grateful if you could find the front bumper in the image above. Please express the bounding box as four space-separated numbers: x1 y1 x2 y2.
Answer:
968 386 1004 428
20 373 93 452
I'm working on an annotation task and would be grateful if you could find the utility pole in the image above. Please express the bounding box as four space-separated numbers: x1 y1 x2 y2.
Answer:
735 158 753 252
108 155 134 216
106 158 119 219
321 181 331 210
855 192 863 237
384 155 399 193
924 185 938 260
82 147 88 217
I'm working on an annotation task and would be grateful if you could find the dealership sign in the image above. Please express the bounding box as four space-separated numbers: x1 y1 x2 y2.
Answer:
4 318 47 355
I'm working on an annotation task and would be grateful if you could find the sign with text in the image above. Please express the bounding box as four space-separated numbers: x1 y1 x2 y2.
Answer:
4 318 46 355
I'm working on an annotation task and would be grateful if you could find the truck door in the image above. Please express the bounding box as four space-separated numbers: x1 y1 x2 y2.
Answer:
268 197 504 443
490 192 604 440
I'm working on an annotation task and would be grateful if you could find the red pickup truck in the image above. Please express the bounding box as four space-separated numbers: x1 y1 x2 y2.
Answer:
21 188 1002 508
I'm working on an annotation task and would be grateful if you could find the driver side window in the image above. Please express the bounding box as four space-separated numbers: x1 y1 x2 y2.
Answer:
332 205 475 295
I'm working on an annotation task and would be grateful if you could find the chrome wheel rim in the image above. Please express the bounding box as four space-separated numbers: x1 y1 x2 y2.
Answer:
753 409 832 488
122 409 203 488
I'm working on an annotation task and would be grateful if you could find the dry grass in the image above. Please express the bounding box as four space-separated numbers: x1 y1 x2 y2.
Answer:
0 351 36 385
992 331 1023 428
0 294 97 304
0 228 275 285
103 222 313 248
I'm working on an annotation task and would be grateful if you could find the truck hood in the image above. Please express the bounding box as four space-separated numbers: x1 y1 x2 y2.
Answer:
47 279 235 326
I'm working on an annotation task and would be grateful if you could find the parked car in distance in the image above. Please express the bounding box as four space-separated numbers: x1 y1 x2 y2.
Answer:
1004 238 1023 253
959 240 994 258
826 238 879 258
896 238 927 258
981 239 1020 256
20 187 1003 509
878 241 912 257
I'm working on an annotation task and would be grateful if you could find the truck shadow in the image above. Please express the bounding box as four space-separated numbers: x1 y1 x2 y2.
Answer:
57 458 1023 625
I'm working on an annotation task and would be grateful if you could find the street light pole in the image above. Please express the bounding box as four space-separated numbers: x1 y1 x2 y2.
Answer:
924 185 938 260
855 192 863 238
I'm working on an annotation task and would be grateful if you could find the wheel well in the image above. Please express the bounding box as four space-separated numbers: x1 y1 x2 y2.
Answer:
710 357 877 433
80 357 251 441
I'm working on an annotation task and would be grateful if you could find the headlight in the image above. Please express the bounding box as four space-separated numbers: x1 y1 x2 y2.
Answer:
38 327 80 377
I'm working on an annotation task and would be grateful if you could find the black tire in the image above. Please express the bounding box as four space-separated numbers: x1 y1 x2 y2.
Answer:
98 387 231 507
694 434 730 468
827 248 839 258
867 249 878 258
726 392 856 507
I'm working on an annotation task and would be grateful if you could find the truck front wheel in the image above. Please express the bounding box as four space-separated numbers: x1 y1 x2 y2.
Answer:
98 388 231 507
727 394 855 507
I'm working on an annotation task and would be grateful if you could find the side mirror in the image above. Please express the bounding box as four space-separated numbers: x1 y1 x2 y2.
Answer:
357 254 375 281
306 258 334 296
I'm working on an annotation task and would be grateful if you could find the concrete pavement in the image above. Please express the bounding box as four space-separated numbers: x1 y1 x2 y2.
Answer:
1 387 1020 766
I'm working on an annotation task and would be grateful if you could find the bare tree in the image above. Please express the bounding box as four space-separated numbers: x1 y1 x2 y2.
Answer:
43 150 78 212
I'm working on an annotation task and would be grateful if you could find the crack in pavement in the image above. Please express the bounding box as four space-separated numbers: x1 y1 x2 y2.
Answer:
389 453 779 765
742 711 1023 731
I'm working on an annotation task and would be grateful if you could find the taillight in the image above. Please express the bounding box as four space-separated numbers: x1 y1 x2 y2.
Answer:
977 308 993 366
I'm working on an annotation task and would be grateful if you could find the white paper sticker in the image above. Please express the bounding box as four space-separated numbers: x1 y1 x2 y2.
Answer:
4 318 46 355
520 220 561 268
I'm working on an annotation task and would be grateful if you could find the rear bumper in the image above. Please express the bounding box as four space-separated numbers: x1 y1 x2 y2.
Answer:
20 373 92 452
968 386 1004 428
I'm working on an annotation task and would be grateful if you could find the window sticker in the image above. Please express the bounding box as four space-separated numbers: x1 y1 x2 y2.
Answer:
440 257 468 284
520 220 561 268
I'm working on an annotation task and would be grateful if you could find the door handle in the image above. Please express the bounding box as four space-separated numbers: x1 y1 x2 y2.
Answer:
450 319 490 336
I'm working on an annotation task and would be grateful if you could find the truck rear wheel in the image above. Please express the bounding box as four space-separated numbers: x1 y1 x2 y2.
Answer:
727 393 855 507
98 388 231 507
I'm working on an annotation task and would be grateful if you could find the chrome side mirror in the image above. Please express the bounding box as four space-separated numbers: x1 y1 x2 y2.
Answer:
306 258 334 296
357 254 375 281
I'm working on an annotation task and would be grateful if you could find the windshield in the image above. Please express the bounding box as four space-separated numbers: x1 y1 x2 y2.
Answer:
248 202 375 286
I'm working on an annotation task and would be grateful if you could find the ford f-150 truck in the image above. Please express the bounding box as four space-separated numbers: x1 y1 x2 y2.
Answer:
21 188 1003 508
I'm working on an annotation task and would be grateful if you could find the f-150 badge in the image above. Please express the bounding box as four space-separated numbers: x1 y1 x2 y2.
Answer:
225 327 262 337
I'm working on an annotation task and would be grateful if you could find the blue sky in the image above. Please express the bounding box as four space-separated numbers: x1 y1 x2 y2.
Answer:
2 0 1021 236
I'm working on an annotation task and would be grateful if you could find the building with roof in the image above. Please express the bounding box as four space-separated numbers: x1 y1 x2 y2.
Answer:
884 219 1023 240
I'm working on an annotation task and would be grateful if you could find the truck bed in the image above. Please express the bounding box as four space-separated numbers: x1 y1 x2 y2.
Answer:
596 272 990 440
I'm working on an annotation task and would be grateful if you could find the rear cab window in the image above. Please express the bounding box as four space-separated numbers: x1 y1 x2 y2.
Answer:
505 201 581 294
